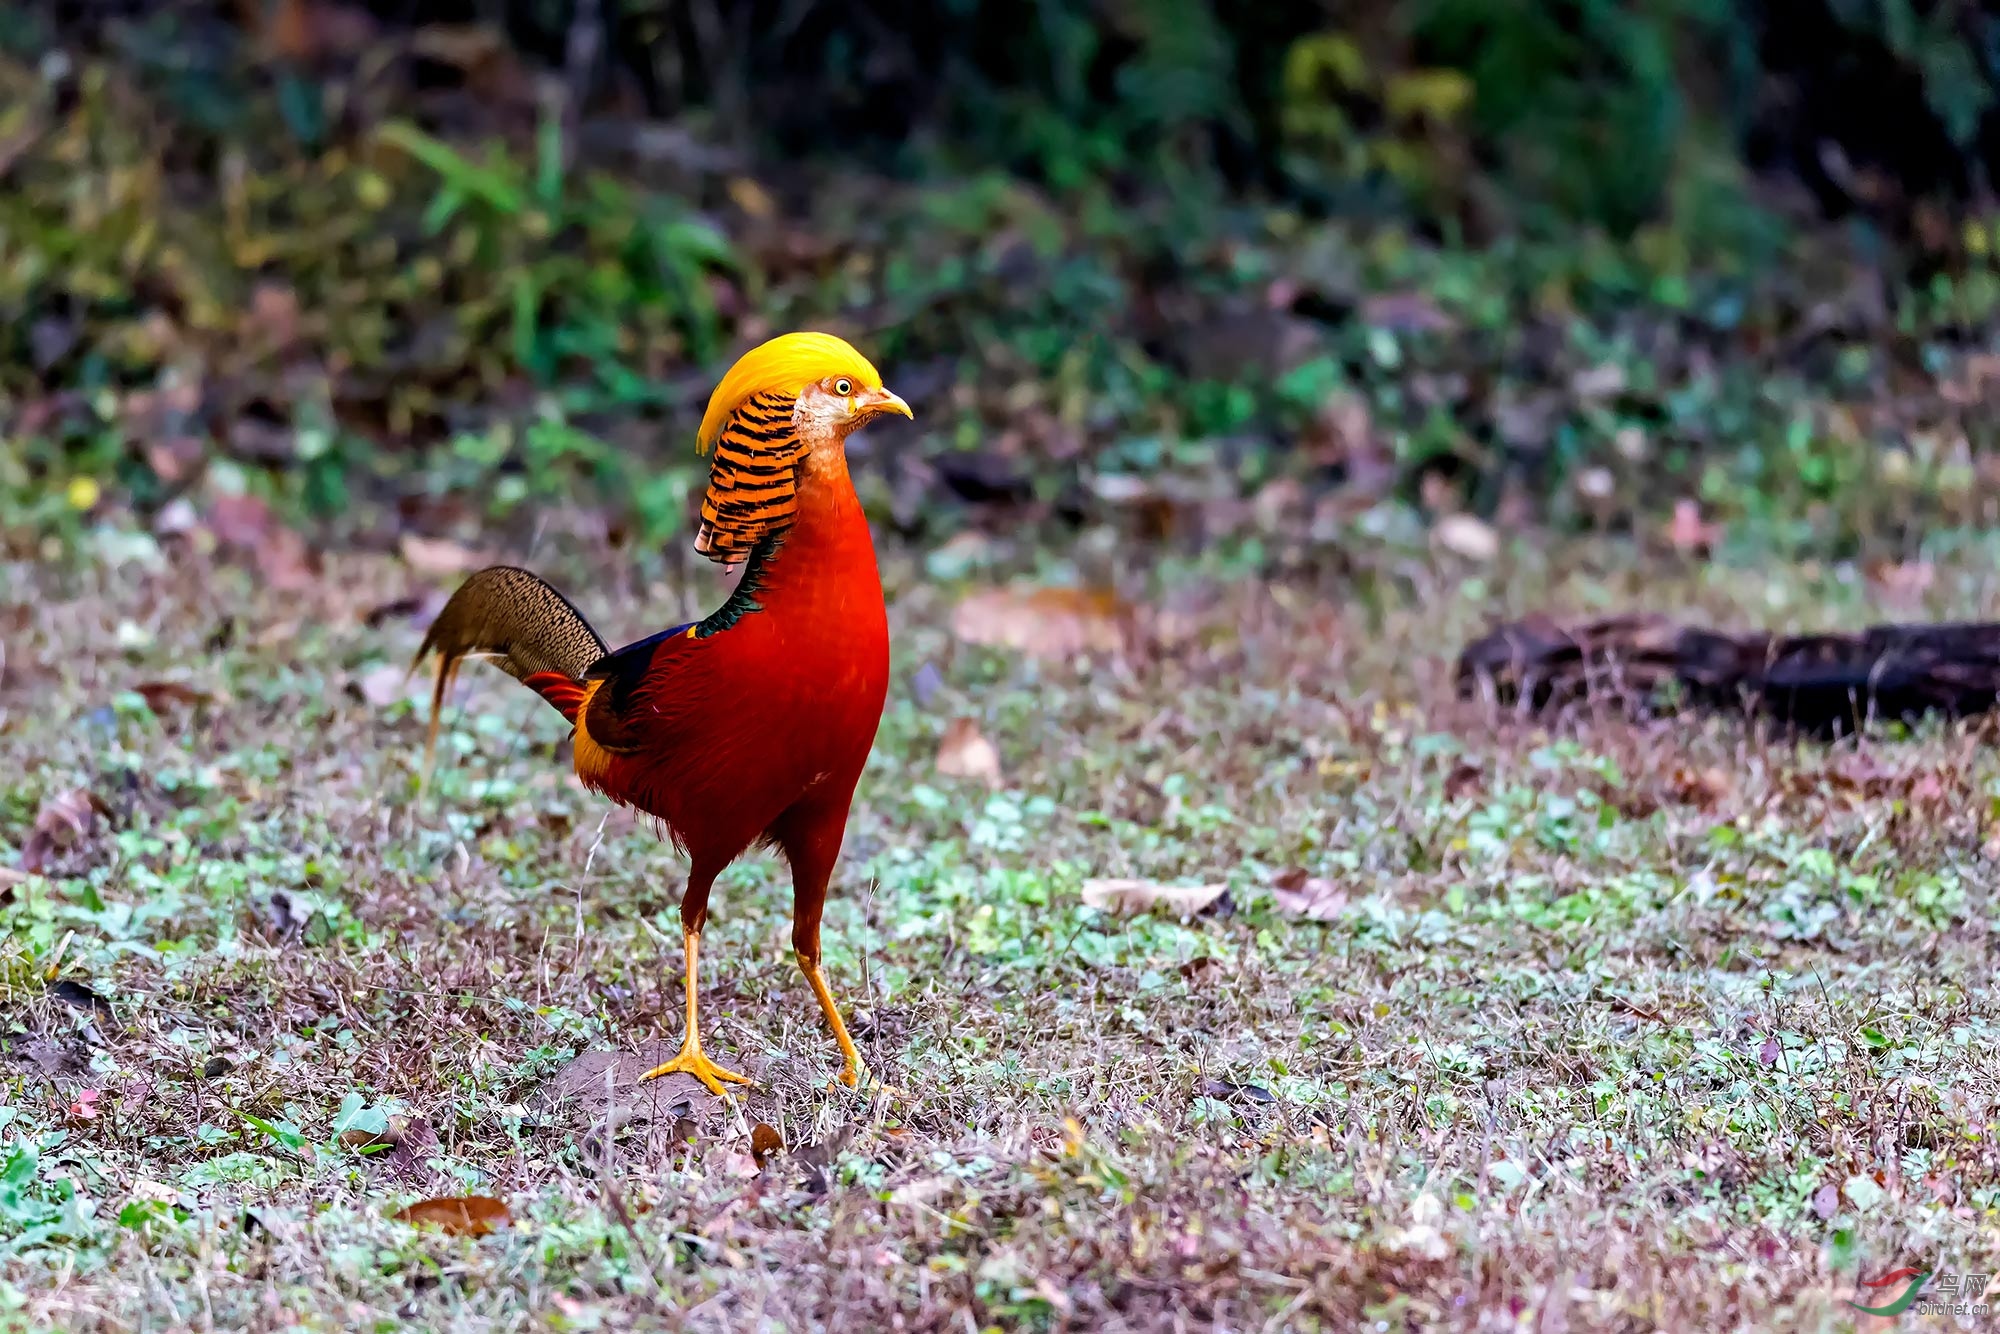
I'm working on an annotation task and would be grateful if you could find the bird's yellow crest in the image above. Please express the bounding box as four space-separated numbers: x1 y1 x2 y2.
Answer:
696 332 886 454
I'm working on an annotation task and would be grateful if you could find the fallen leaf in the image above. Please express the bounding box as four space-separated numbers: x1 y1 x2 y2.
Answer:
134 681 212 713
1442 762 1483 800
399 534 485 576
1757 1035 1780 1067
1201 1079 1276 1104
1812 1182 1839 1220
20 788 99 874
1667 499 1722 554
749 1122 784 1169
1270 868 1348 921
1178 957 1223 984
341 1117 407 1152
1433 513 1499 562
67 1089 101 1120
1080 878 1228 919
951 586 1133 659
934 718 1002 786
392 1196 511 1236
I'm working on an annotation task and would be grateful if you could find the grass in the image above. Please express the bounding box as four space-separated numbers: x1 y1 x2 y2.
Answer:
2 523 1999 1330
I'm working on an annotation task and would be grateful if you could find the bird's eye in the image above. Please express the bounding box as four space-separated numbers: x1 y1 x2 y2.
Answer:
834 378 853 396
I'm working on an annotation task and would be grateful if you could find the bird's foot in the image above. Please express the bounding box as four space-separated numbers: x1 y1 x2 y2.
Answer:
639 1044 752 1098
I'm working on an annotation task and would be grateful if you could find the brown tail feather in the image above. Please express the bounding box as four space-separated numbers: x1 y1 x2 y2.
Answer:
409 566 608 788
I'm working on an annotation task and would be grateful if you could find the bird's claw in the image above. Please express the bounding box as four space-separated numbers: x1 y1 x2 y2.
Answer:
639 1045 752 1098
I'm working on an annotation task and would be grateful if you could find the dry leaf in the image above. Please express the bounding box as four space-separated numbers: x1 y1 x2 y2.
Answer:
341 1117 407 1152
1433 513 1499 562
1080 878 1228 919
951 586 1133 659
1270 868 1349 921
749 1122 784 1169
134 681 212 712
392 1196 511 1236
21 788 99 874
1178 956 1223 984
1442 762 1483 800
1669 766 1734 810
399 534 484 576
934 718 1002 786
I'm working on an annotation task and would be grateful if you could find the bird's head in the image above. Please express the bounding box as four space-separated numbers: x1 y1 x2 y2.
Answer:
691 331 913 563
697 331 912 455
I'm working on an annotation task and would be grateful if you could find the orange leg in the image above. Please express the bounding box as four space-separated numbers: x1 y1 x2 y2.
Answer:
639 930 750 1096
797 952 863 1088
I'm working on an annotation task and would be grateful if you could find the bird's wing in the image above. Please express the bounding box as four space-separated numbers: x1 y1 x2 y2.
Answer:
577 622 698 752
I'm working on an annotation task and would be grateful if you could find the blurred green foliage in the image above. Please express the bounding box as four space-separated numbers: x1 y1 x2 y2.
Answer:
5 1 2000 553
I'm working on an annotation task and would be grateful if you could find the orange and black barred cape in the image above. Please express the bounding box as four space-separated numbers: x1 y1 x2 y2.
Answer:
696 389 806 565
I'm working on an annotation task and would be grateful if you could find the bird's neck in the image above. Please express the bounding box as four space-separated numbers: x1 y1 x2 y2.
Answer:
729 452 879 618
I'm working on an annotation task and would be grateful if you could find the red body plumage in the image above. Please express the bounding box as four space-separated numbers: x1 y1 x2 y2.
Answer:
573 464 890 939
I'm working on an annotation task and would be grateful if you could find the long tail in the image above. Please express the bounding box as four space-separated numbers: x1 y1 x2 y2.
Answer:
410 566 608 788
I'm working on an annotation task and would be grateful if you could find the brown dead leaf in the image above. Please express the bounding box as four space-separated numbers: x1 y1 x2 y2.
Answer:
1080 878 1228 919
934 718 1002 786
1442 762 1483 801
749 1122 784 1169
1668 766 1734 810
134 681 212 713
340 1116 408 1152
399 534 485 576
392 1196 510 1236
1270 867 1349 921
1178 956 1223 984
951 586 1133 659
21 788 100 875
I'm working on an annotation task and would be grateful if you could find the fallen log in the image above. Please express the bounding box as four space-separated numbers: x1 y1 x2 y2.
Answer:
1455 615 2000 736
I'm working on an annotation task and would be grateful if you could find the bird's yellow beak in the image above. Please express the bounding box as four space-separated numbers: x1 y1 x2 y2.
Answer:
856 387 913 422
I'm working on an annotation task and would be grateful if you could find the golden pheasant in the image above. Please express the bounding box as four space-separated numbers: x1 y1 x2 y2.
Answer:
414 332 911 1093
